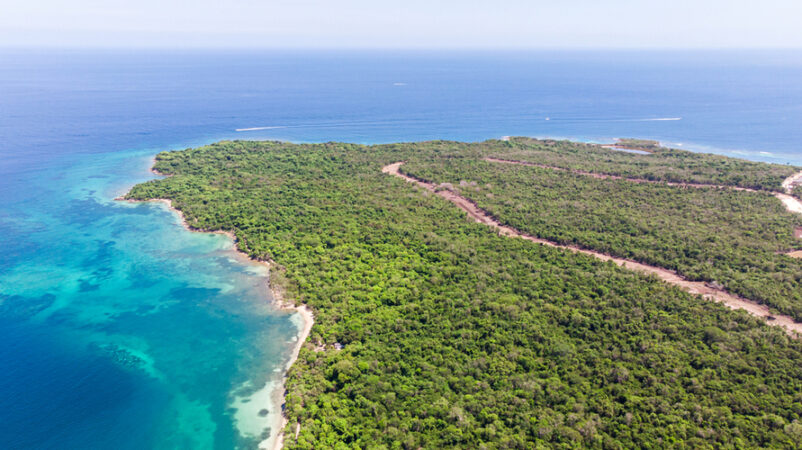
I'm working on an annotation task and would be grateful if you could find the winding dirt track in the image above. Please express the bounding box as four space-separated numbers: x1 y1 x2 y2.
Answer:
382 161 802 337
484 157 802 215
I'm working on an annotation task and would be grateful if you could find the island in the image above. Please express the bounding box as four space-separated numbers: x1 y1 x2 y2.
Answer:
127 138 802 448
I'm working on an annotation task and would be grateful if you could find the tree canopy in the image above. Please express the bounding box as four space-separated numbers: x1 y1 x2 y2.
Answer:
127 139 802 449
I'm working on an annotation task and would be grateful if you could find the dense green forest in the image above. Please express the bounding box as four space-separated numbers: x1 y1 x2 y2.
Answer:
483 137 799 191
127 140 802 448
402 156 802 321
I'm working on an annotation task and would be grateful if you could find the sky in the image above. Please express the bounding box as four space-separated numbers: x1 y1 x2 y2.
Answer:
0 0 800 49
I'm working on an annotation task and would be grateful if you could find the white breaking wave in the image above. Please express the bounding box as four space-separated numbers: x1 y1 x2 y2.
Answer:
235 126 287 132
541 117 681 123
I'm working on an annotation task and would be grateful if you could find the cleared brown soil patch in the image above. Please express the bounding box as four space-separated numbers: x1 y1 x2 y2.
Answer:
782 170 802 193
383 161 802 337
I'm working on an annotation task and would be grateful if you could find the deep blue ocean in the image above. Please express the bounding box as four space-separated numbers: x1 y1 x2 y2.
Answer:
1 49 802 449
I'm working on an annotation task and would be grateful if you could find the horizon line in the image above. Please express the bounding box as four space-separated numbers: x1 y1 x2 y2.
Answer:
3 45 802 52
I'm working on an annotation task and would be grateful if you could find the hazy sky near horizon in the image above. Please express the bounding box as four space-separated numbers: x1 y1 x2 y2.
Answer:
1 0 800 49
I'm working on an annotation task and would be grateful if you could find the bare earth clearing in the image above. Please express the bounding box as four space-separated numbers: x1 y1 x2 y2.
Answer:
781 170 802 194
383 162 802 336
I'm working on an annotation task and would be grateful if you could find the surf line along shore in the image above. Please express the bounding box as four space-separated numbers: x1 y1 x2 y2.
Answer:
382 161 802 337
117 165 313 450
118 196 314 450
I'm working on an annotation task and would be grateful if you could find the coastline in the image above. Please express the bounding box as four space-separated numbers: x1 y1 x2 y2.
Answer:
116 147 802 448
118 167 312 450
269 304 313 450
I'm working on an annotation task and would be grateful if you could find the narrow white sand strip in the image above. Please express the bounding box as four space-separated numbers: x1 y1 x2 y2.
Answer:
120 176 314 450
268 304 313 450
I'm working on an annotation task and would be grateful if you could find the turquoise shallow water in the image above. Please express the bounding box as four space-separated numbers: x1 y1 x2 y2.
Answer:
2 49 802 449
0 149 301 448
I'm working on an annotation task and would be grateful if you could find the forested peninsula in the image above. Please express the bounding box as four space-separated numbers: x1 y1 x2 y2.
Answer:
127 138 802 448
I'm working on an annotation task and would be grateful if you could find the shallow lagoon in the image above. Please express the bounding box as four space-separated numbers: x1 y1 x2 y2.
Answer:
2 49 802 448
0 150 300 448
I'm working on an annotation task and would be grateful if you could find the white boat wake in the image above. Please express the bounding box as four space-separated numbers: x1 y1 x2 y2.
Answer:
235 126 288 132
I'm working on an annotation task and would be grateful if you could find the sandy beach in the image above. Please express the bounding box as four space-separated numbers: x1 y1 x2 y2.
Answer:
155 197 314 450
120 169 314 450
116 155 800 449
269 304 313 450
